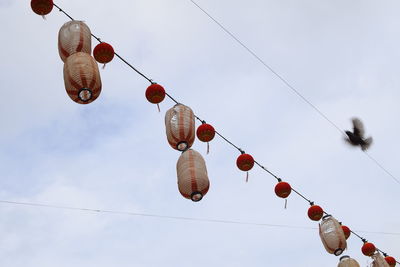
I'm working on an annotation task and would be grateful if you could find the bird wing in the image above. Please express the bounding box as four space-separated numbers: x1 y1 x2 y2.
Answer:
352 118 365 137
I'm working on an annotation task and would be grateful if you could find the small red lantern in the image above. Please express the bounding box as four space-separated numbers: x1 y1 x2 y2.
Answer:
236 153 254 182
274 181 291 198
93 42 115 64
146 83 166 104
385 256 396 266
361 242 376 256
341 225 351 240
197 124 215 142
197 123 216 154
31 0 53 16
236 153 254 171
308 205 324 221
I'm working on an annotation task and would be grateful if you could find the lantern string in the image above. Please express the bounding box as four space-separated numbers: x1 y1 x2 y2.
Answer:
45 3 399 263
188 0 400 187
165 92 180 105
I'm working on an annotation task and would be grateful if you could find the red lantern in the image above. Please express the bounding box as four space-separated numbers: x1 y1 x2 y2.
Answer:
274 181 291 198
196 124 215 142
361 242 376 256
31 0 53 16
146 84 166 104
308 205 324 221
385 256 396 266
236 153 254 171
341 225 351 240
93 42 114 64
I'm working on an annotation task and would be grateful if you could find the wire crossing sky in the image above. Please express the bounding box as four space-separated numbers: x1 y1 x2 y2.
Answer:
20 1 400 264
1 199 400 236
188 0 400 186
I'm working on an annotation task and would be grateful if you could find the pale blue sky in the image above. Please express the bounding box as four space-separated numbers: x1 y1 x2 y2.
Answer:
0 0 399 266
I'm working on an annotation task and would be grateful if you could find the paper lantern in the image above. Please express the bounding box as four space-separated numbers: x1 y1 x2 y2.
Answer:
165 104 195 151
63 52 101 104
362 242 376 256
236 153 254 171
308 205 324 221
146 83 166 104
372 253 391 267
385 256 396 266
341 225 351 240
319 215 347 256
93 42 114 64
274 181 291 198
31 0 53 16
176 149 209 202
338 256 360 267
196 123 215 142
58 20 92 62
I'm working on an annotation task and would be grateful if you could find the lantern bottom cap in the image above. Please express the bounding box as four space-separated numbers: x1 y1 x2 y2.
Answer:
191 192 203 202
78 88 93 102
334 248 344 256
177 141 189 151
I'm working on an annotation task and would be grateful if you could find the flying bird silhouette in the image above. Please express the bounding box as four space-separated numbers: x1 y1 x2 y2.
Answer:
345 118 373 151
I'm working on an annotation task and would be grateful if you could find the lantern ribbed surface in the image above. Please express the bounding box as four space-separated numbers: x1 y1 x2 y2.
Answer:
372 253 391 267
338 256 360 267
165 104 195 151
176 149 210 202
58 21 92 62
319 215 347 256
63 52 102 104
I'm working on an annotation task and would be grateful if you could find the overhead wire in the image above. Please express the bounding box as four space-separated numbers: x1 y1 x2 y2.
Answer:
34 2 399 263
188 0 400 186
1 199 400 236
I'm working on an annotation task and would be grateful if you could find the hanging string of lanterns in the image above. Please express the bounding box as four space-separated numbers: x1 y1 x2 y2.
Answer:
30 2 398 265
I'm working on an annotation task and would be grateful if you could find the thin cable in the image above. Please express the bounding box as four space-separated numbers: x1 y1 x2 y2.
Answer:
188 0 344 136
364 151 400 185
188 0 400 186
2 200 400 238
0 200 315 230
40 2 398 262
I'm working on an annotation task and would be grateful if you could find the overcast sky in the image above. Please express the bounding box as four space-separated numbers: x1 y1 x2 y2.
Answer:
0 0 399 266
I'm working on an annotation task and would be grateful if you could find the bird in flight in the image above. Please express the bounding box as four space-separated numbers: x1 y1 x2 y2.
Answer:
345 118 373 151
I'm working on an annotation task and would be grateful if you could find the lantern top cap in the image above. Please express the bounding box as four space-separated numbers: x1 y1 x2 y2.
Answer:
340 256 350 261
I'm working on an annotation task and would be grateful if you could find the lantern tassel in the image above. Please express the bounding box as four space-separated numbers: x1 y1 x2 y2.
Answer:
42 15 47 20
157 103 161 112
207 142 210 154
102 64 106 69
284 199 287 209
245 172 249 183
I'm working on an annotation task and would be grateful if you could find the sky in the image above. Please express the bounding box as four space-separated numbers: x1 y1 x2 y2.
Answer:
0 0 399 266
